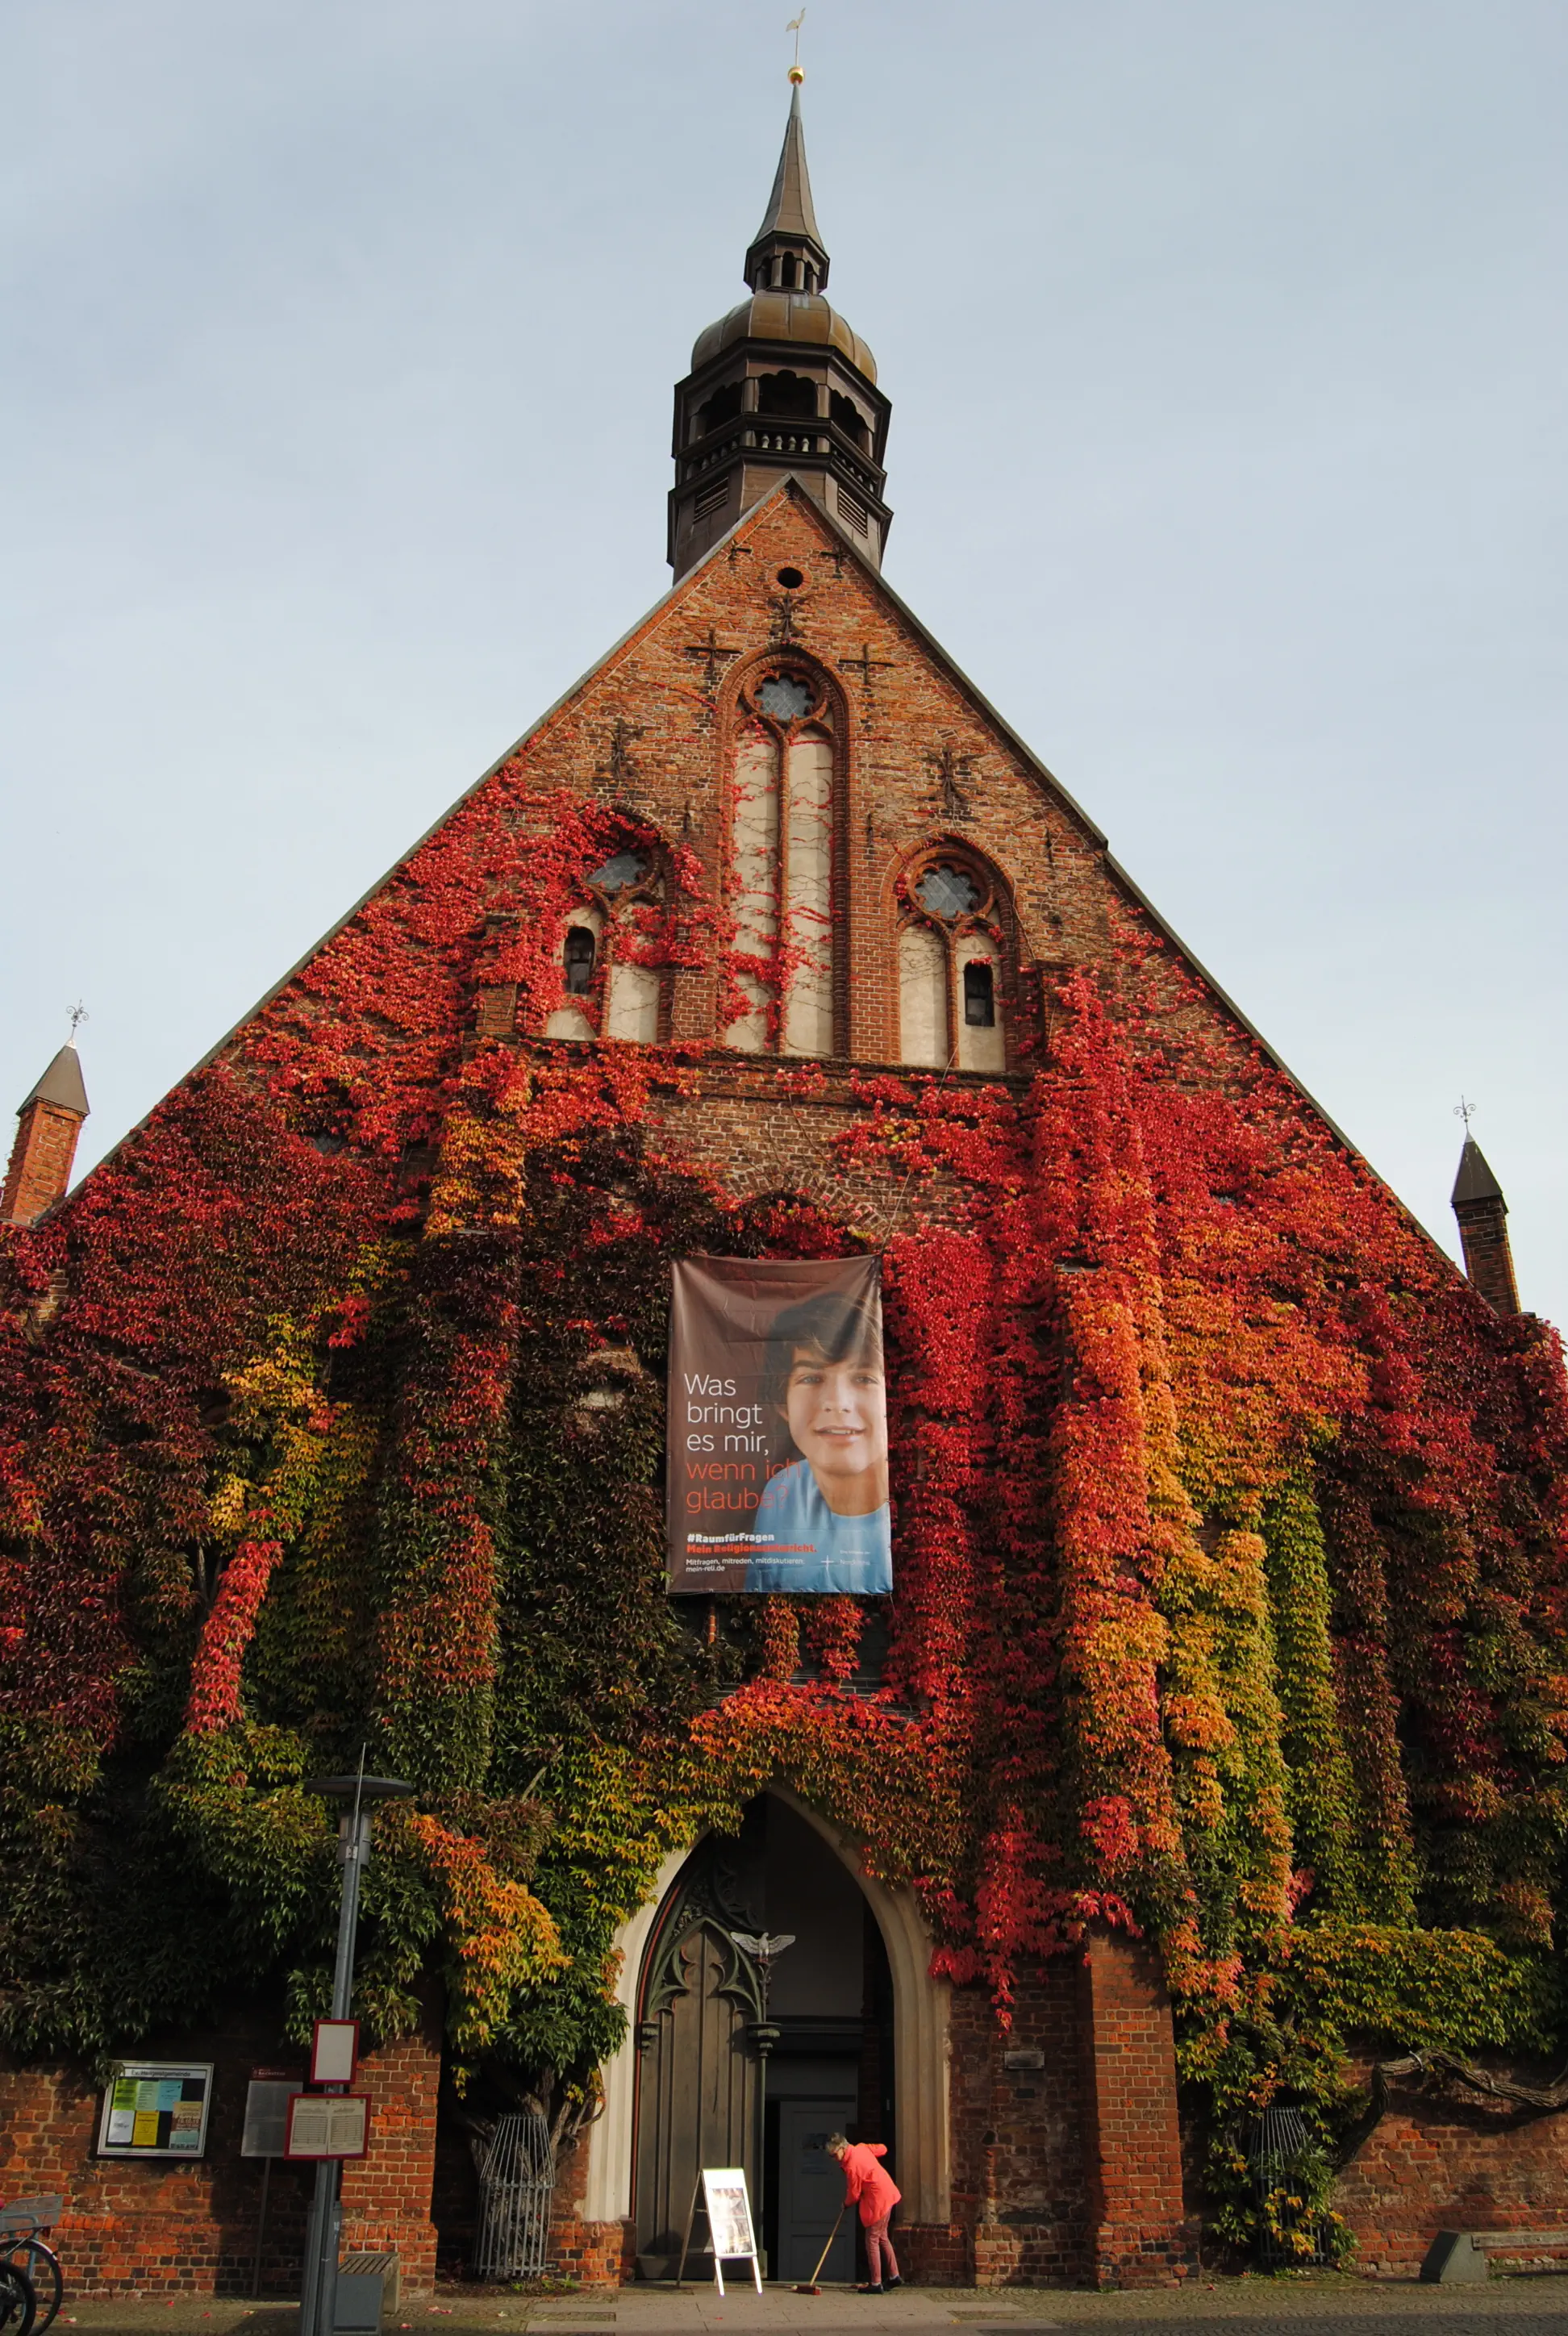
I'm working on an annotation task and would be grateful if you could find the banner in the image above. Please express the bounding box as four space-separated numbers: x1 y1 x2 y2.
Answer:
667 1256 891 1595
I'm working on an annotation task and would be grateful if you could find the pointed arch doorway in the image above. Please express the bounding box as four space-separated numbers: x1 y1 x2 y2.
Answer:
630 1796 895 2283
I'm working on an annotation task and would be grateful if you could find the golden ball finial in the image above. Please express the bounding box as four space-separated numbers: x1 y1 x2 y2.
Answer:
788 63 805 83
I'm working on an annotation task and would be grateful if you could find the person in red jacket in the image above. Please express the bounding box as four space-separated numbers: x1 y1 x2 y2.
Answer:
826 2133 902 2292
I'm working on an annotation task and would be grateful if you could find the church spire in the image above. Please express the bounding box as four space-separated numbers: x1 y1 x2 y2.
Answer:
668 76 892 578
744 82 830 294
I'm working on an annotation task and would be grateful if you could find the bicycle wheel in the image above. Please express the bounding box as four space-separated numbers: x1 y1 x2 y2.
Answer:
0 2260 36 2336
2 2247 57 2336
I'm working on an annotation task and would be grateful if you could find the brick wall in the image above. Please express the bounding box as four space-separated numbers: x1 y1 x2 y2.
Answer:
646 1062 989 1226
546 2127 632 2285
948 1960 1093 2286
1075 1932 1193 2287
1 1099 85 1226
0 2013 311 2296
0 1995 442 2299
1453 1199 1521 1316
338 1987 442 2288
1334 2070 1568 2275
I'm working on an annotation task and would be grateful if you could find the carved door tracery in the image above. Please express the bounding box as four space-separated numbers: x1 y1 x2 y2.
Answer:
632 1840 765 2279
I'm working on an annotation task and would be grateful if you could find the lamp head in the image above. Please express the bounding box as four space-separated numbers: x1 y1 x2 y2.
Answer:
302 1774 414 1804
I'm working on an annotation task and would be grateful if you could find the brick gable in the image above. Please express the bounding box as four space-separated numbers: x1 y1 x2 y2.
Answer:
90 477 1352 1234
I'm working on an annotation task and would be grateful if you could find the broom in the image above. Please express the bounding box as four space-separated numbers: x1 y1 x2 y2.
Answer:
793 2204 846 2294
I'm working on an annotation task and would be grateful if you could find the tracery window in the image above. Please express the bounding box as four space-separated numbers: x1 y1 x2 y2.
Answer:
897 849 1009 1074
543 844 665 1044
724 661 837 1057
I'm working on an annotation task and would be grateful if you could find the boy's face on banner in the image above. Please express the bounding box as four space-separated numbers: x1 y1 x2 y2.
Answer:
665 1254 891 1592
782 1344 888 1495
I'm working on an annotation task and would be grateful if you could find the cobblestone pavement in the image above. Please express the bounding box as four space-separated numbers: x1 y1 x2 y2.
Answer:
48 2276 1568 2336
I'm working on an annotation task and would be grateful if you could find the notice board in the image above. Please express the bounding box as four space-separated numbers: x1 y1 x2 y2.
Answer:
98 2064 215 2159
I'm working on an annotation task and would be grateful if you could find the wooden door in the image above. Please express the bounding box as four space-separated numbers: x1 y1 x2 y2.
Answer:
634 1909 762 2279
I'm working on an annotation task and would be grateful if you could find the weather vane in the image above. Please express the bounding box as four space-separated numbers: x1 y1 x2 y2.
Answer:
786 9 806 82
1454 1096 1476 1133
68 1001 88 1042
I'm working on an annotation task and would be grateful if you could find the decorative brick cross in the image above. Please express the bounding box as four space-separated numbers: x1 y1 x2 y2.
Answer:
839 643 896 703
767 594 801 645
683 628 743 696
929 743 974 820
597 717 644 783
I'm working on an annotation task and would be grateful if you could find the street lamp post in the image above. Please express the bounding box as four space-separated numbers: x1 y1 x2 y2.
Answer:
298 1772 413 2336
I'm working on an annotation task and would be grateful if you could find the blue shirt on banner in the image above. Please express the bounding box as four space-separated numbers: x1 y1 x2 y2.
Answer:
744 1460 892 1595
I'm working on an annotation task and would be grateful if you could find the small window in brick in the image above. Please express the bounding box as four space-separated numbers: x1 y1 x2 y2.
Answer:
563 927 596 995
963 959 995 1027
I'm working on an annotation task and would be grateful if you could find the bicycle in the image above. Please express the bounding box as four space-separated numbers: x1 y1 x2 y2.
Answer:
0 2198 63 2336
0 2258 35 2336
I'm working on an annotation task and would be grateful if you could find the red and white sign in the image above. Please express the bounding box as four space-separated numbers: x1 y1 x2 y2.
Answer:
285 2093 369 2160
310 2018 360 2085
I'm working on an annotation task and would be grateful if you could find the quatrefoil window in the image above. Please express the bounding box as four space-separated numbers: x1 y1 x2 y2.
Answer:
589 850 649 896
915 864 982 920
756 674 814 723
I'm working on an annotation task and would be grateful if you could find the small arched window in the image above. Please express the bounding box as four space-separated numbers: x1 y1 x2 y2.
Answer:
696 381 743 440
563 926 596 995
758 369 817 419
543 844 666 1045
963 958 995 1028
897 851 1009 1074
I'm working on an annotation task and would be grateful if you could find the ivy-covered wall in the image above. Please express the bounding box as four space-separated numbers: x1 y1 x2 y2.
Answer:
3 495 1566 2260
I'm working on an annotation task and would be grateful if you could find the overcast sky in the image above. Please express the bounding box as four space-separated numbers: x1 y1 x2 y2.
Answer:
4 1 1565 1325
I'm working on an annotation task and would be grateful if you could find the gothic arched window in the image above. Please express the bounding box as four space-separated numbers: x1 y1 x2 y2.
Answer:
543 843 666 1045
724 661 839 1058
897 849 1009 1074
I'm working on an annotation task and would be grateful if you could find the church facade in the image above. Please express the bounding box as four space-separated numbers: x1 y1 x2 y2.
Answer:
3 88 1567 2297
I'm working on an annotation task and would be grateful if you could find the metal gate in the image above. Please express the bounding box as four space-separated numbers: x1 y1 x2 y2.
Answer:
473 2109 556 2282
1248 2105 1331 2267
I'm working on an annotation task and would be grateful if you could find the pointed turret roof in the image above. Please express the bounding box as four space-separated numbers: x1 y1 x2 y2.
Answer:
1452 1134 1504 1210
744 80 831 292
753 82 823 253
21 1042 90 1119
